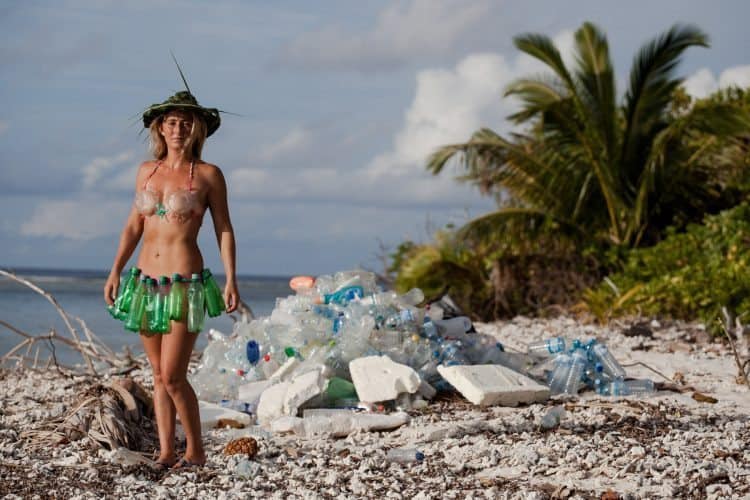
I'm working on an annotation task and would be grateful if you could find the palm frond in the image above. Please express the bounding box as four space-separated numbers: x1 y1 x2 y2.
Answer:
573 22 617 164
620 24 709 190
513 32 576 90
504 74 567 123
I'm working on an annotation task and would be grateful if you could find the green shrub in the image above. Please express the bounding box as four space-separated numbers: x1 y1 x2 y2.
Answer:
585 203 750 333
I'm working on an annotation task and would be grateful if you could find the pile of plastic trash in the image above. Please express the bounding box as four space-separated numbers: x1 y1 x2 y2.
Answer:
189 269 655 424
190 270 519 406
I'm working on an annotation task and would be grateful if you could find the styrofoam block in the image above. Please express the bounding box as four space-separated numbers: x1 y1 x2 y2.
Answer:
349 356 421 403
283 368 328 416
256 381 291 426
437 364 550 406
296 411 411 438
269 357 300 382
191 400 253 431
270 416 303 434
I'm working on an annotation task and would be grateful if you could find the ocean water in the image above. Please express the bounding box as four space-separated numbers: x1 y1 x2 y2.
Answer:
0 268 291 367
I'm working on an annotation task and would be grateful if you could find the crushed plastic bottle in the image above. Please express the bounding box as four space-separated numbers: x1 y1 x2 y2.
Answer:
386 448 425 464
527 337 566 357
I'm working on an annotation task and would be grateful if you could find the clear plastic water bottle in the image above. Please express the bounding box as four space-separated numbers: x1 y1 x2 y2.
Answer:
433 317 472 337
547 353 572 394
605 378 655 396
386 448 425 464
562 350 587 395
527 337 566 357
591 344 627 379
439 340 469 366
397 288 425 306
187 273 205 333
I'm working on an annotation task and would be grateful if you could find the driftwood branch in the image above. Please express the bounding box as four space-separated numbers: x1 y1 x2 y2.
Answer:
717 314 750 390
0 269 128 374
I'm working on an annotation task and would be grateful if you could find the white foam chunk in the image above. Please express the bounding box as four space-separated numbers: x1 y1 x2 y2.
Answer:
270 416 304 434
192 400 253 431
437 364 550 406
297 411 411 437
269 357 300 382
256 381 291 426
283 368 328 416
257 368 330 426
349 356 421 403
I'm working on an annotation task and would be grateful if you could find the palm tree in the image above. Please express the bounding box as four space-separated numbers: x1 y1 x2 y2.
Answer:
428 22 750 249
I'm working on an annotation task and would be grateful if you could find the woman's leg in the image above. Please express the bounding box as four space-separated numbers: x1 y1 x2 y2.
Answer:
160 321 205 464
140 333 177 465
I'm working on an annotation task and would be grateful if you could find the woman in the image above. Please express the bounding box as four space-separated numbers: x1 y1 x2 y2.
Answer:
103 89 239 469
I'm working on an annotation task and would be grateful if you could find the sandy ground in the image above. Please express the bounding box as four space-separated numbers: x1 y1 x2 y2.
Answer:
1 315 749 499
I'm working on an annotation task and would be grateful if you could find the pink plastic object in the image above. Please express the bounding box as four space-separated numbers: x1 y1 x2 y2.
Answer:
289 276 315 291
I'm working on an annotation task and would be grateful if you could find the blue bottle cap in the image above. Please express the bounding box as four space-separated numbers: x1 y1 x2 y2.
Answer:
246 340 260 365
415 451 425 461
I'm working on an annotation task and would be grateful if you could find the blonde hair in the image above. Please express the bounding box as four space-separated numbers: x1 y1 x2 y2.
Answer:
148 110 208 160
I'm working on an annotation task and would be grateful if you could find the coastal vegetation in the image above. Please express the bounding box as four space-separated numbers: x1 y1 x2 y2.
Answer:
390 22 750 332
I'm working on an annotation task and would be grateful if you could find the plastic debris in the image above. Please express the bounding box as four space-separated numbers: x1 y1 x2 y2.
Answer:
386 447 425 464
528 337 656 397
189 269 519 410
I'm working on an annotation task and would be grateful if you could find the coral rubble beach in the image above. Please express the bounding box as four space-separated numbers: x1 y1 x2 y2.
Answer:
1 316 749 499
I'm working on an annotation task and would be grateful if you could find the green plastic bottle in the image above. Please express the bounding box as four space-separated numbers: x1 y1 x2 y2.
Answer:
107 267 141 320
202 269 226 317
151 276 170 333
168 273 186 321
124 275 148 332
143 278 157 333
187 273 205 333
326 377 358 401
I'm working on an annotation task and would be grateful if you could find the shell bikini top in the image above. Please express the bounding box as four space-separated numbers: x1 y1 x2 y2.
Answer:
134 161 202 223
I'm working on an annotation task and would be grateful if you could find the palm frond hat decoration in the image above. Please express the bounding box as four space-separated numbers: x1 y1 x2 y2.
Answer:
142 54 222 137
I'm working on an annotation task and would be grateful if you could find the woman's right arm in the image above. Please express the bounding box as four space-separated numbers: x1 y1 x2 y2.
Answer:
103 165 148 305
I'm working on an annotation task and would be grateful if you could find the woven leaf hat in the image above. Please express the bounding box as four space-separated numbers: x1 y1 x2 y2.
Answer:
142 55 221 137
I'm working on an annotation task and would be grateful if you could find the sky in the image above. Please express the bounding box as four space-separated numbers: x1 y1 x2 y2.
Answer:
1 0 749 277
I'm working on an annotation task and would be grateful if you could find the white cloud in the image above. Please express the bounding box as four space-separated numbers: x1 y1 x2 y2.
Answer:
719 65 750 89
255 127 312 162
228 29 577 209
684 65 750 99
81 151 135 190
278 0 494 70
363 29 576 200
20 198 130 240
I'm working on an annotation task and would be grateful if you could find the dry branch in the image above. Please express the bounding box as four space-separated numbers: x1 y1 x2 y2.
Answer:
0 269 127 374
717 315 750 390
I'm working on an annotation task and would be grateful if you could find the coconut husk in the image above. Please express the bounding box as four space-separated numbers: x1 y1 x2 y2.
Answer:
21 377 157 452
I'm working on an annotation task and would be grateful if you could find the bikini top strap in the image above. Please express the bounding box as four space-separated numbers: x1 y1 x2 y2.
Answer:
188 161 194 192
142 161 160 190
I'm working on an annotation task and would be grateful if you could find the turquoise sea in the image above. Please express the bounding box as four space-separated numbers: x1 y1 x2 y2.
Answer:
0 268 291 367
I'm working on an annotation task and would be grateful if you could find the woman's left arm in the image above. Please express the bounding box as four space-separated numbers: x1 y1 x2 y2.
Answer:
206 164 240 313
